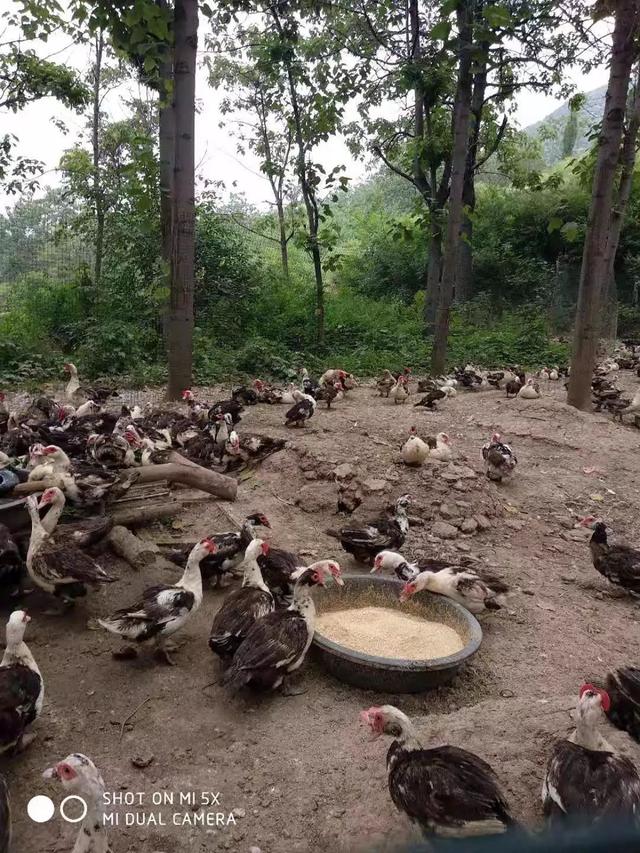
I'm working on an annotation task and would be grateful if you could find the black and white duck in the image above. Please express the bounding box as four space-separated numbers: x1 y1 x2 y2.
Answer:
399 565 509 614
25 495 116 610
98 538 217 665
284 390 316 427
543 684 640 825
43 753 109 853
0 611 43 754
580 517 640 595
328 495 412 565
158 512 271 587
371 549 479 582
482 433 517 483
209 539 274 662
38 486 113 549
221 561 343 694
360 705 516 838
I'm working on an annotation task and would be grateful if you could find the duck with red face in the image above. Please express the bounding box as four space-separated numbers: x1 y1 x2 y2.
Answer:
99 538 217 665
221 560 343 694
0 611 43 755
43 753 109 853
542 684 640 825
360 704 516 839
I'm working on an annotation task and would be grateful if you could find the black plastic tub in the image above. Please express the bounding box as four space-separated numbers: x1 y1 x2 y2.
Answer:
311 573 482 693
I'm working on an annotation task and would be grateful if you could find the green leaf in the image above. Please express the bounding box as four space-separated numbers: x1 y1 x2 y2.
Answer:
483 4 512 27
430 20 451 41
560 221 579 242
143 55 156 74
547 217 563 234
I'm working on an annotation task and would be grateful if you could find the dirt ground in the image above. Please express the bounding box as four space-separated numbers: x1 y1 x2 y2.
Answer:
5 370 640 852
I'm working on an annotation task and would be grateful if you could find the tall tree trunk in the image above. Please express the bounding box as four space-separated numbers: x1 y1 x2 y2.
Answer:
281 46 324 344
431 2 474 374
424 217 442 332
276 199 290 282
158 36 174 348
601 70 640 341
167 0 197 399
456 40 487 305
567 1 640 409
91 30 105 306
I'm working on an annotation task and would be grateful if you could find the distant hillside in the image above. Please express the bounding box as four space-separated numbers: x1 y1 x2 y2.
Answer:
524 86 605 165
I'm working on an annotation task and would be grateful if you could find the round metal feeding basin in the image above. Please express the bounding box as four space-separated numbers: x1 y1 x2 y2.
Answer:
312 573 482 693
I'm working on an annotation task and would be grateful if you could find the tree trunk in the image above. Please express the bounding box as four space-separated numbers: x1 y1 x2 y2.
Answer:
158 31 174 349
602 71 640 341
567 1 640 409
424 218 442 332
167 0 197 399
282 52 324 344
92 31 105 305
276 198 290 282
431 2 474 374
455 18 488 306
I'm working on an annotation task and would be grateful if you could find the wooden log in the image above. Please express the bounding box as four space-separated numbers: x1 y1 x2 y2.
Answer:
121 463 237 501
107 526 158 570
109 502 179 528
13 479 61 496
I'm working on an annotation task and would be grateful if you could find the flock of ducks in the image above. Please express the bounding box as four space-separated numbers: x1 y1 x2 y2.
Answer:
2 355 640 848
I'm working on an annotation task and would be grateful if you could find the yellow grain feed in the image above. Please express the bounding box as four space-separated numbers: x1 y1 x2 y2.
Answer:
315 606 464 659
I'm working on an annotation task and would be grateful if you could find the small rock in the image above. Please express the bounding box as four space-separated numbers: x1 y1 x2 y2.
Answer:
439 503 458 520
233 808 246 818
131 754 154 769
303 470 318 481
522 588 535 596
474 514 491 530
250 848 262 853
536 601 556 612
432 521 459 540
460 517 478 534
500 689 515 698
556 516 575 530
505 519 524 531
333 463 354 480
453 480 468 491
455 542 471 552
363 478 387 493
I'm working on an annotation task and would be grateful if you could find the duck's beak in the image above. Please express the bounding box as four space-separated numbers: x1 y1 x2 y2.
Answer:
42 765 59 780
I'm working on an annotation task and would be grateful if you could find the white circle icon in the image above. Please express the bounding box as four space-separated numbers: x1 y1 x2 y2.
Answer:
60 795 88 824
27 795 55 823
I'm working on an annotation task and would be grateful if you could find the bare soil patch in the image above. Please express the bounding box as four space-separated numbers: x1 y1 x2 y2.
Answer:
5 373 640 852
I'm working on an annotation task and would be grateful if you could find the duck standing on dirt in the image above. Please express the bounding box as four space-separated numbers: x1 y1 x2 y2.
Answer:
43 753 109 853
542 684 640 824
580 517 640 595
159 512 271 587
401 427 432 467
390 376 409 404
284 390 316 427
99 538 217 665
517 378 540 399
328 495 412 565
360 705 516 838
376 370 396 397
209 539 274 662
429 432 454 462
399 566 509 614
482 433 517 483
0 611 43 754
221 561 342 695
26 495 116 610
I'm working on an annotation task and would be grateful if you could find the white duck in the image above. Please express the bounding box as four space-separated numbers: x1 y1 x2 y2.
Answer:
98 538 217 664
390 377 409 404
43 753 109 853
63 362 81 401
27 445 71 481
549 366 559 381
518 379 540 399
429 432 454 462
0 611 43 754
399 566 509 614
401 427 430 467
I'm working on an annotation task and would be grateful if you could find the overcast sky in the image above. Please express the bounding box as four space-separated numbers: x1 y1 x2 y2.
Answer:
0 1 611 213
